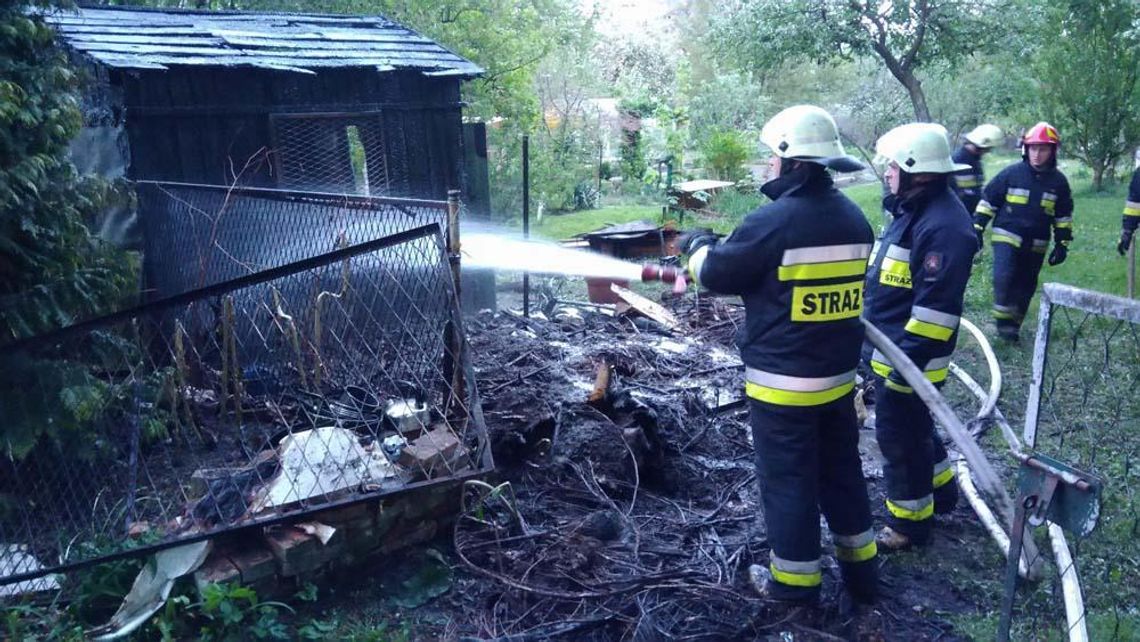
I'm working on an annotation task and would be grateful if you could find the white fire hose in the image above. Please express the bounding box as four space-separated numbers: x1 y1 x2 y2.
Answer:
950 319 1088 642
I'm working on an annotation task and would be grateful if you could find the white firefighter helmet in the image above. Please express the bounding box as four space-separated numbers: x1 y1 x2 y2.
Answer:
875 123 971 174
760 105 863 172
964 124 1003 149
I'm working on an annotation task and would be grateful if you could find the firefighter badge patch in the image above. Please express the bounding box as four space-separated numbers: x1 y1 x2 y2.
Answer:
924 252 943 281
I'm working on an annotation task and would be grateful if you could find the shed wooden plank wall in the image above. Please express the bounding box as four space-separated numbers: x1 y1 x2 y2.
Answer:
119 67 463 199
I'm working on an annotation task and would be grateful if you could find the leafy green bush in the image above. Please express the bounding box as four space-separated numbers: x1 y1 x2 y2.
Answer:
709 190 764 225
1 6 136 343
701 130 751 182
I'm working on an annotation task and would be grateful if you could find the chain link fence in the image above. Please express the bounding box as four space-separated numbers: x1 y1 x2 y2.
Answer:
0 223 489 598
1003 283 1140 640
136 181 450 301
270 113 391 196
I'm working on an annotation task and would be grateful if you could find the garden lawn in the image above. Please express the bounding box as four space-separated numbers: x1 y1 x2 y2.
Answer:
528 204 662 241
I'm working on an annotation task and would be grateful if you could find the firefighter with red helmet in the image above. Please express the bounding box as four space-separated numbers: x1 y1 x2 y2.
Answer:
973 122 1074 341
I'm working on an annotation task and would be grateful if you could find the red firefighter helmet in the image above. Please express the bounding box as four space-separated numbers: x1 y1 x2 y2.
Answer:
1023 122 1060 146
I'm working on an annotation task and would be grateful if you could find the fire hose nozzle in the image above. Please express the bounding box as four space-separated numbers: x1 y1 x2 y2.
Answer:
641 264 678 282
641 264 688 293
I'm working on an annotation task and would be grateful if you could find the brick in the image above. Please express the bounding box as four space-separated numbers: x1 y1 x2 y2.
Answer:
194 554 241 594
315 501 374 526
403 492 447 522
226 546 276 585
398 427 461 476
264 527 322 577
379 520 438 554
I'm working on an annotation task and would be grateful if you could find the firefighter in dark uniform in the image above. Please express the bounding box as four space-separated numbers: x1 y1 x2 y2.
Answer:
863 123 978 550
1118 166 1140 256
951 124 1003 214
682 105 878 603
973 122 1073 341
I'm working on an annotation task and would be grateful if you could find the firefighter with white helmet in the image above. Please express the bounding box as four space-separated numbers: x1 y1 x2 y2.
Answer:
680 105 878 604
952 124 1003 214
863 123 978 550
973 122 1074 341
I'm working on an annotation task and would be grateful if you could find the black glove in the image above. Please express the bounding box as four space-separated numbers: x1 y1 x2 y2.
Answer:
1118 230 1134 256
678 228 718 255
1048 243 1068 266
975 228 985 250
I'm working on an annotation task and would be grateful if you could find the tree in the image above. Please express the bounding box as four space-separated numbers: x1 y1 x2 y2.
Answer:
1 2 134 342
1035 0 1140 190
708 0 1010 121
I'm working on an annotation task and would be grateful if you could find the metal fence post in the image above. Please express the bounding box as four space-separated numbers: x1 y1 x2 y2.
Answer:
1128 238 1135 299
522 135 530 318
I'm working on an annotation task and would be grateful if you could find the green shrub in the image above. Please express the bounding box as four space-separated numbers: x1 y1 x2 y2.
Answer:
701 130 751 182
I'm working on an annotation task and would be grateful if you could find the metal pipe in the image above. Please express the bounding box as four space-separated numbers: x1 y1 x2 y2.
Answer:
953 359 1089 636
447 190 462 296
522 135 530 319
1129 237 1136 299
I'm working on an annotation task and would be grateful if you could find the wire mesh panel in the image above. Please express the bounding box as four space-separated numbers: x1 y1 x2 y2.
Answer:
270 113 390 195
0 224 489 596
1013 283 1140 639
136 181 449 300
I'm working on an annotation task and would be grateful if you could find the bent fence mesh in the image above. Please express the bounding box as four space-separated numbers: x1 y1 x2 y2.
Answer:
1007 283 1140 639
135 181 449 301
0 223 489 597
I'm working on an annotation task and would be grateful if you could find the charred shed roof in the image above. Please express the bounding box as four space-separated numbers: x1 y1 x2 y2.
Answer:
41 5 483 77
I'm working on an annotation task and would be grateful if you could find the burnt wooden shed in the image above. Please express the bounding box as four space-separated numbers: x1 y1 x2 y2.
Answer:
45 6 483 198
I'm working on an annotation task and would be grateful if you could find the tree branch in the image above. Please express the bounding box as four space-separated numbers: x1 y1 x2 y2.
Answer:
901 0 929 71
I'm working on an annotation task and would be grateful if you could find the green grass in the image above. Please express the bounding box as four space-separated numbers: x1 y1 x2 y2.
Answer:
528 204 663 241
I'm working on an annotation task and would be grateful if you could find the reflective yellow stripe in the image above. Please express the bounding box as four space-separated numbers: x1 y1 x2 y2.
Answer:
884 378 913 394
992 234 1021 247
835 540 878 563
973 223 984 231
1125 201 1140 217
745 380 854 407
905 318 955 341
993 304 1020 321
955 177 979 187
933 465 955 489
778 258 868 281
1006 188 1030 205
687 245 710 286
886 497 933 521
1055 218 1072 229
769 563 822 587
976 200 995 216
879 257 912 289
871 353 948 384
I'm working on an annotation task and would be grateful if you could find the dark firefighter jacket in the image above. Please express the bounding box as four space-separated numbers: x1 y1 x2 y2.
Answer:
1124 168 1140 234
689 166 874 407
951 146 985 214
974 159 1074 252
863 180 977 392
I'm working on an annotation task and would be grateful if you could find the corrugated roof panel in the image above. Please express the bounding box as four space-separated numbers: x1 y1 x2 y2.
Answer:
42 6 482 77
